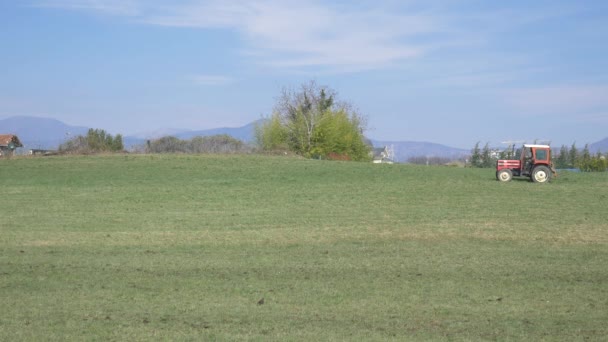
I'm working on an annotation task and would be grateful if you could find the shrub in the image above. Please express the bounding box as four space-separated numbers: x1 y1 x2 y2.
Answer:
145 135 251 154
59 129 123 154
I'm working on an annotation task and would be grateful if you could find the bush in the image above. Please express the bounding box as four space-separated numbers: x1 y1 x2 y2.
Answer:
59 129 123 154
577 156 607 172
256 81 371 161
145 135 251 154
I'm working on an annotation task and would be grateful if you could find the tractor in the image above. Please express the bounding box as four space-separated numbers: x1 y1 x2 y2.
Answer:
496 144 557 183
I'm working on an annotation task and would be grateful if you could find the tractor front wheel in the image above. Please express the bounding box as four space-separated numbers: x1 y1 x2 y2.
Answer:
531 165 551 183
496 169 513 182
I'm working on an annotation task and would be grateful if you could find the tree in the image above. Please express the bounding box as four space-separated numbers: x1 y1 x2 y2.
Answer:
470 142 482 168
577 153 608 172
310 108 370 161
568 143 578 168
59 128 124 153
256 81 370 161
499 144 515 160
581 144 591 162
113 134 124 151
144 135 249 154
255 114 288 152
576 144 592 171
555 145 569 169
480 143 497 168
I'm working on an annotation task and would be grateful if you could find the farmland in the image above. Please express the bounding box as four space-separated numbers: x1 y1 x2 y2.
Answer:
1 154 607 340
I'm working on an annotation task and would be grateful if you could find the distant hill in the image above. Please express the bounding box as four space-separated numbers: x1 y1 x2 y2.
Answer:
173 120 260 142
0 116 89 150
371 140 469 163
590 137 608 154
0 116 262 150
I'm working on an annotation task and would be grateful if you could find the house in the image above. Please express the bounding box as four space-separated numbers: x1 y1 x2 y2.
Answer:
372 146 394 164
0 134 23 157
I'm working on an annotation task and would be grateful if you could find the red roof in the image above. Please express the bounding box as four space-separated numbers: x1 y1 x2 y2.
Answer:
0 134 23 147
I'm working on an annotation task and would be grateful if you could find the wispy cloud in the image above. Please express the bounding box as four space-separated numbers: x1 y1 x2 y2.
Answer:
28 0 446 72
504 85 608 118
146 1 446 71
27 0 586 76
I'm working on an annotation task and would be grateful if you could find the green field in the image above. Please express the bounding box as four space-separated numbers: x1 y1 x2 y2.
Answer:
1 155 607 341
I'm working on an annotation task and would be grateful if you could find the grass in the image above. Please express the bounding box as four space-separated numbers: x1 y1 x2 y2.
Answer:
1 154 607 340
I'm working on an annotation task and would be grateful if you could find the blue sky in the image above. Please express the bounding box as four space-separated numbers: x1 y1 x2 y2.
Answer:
1 0 607 148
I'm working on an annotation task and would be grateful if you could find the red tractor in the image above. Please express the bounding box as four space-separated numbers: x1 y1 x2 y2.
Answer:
496 144 557 183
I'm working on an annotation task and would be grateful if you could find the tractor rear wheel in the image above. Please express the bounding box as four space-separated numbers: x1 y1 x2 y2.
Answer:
496 169 513 182
531 165 551 183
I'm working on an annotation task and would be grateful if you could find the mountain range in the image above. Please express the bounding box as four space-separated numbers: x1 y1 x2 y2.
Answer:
0 116 90 149
0 116 258 151
590 138 608 154
2 116 606 162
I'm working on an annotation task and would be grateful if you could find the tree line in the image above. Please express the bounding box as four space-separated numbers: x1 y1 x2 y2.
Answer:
553 143 607 171
59 129 124 154
469 142 607 172
144 135 251 154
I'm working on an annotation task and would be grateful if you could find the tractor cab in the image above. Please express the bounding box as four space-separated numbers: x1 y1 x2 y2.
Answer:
496 144 556 183
520 145 551 175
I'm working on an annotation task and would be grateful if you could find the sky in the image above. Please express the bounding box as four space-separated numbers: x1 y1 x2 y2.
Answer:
1 0 607 148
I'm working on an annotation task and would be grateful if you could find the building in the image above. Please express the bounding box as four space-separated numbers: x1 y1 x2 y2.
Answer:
372 146 394 164
0 134 23 157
